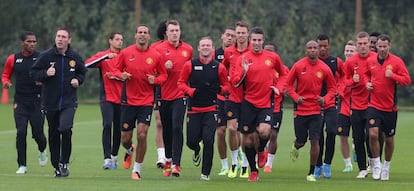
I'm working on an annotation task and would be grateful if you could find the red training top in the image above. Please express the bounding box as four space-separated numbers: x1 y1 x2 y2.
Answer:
286 57 336 116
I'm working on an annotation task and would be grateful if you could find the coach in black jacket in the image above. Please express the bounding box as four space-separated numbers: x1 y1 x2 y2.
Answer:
31 27 87 178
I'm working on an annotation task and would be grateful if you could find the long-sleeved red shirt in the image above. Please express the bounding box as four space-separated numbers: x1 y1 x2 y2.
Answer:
154 40 193 101
273 65 289 112
113 45 167 106
338 86 351 116
85 49 123 104
337 61 351 116
178 58 230 113
343 51 377 110
232 50 286 108
367 53 411 112
286 57 336 116
221 44 251 103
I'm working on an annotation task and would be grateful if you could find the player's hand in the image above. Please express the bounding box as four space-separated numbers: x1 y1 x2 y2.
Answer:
353 73 359 83
297 96 305 104
242 56 249 73
318 96 325 107
34 81 43 86
108 53 117 59
165 60 173 69
366 82 373 90
270 86 280 95
47 63 55 77
3 82 12 89
147 74 155 84
71 78 79 88
121 72 132 80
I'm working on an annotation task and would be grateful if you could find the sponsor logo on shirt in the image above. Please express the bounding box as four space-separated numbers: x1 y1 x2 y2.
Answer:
194 66 203 71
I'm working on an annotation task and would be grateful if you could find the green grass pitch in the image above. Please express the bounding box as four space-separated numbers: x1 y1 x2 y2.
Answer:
0 103 413 191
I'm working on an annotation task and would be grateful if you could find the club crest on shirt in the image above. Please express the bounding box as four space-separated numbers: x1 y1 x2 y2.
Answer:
243 125 249 131
146 58 153 65
69 60 76 67
123 123 129 129
182 51 189 58
316 71 323 78
386 65 393 70
369 119 375 125
227 111 233 117
265 60 272 66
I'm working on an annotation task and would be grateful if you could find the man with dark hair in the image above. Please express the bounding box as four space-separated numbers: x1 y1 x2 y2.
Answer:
287 40 336 182
314 34 344 179
367 31 383 173
214 25 235 176
111 25 167 180
366 34 411 180
150 19 168 169
85 32 124 170
232 27 286 182
2 31 48 174
31 27 87 178
369 32 381 52
343 31 377 179
178 36 230 181
262 42 288 173
154 19 193 177
222 21 251 179
264 42 278 53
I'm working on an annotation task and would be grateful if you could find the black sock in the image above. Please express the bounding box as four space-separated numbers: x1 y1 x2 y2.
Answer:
245 146 257 172
258 137 268 152
309 165 315 175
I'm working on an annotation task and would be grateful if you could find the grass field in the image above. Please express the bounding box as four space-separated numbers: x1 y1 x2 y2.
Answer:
0 103 413 191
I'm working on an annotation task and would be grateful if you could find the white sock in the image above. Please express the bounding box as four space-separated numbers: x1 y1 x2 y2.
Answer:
383 160 391 169
221 158 229 169
231 150 239 165
111 155 118 160
373 157 381 167
266 154 275 167
242 153 248 167
344 158 352 167
157 148 165 159
133 162 142 174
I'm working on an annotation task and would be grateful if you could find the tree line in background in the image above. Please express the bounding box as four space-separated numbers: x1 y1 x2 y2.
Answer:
1 0 413 104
